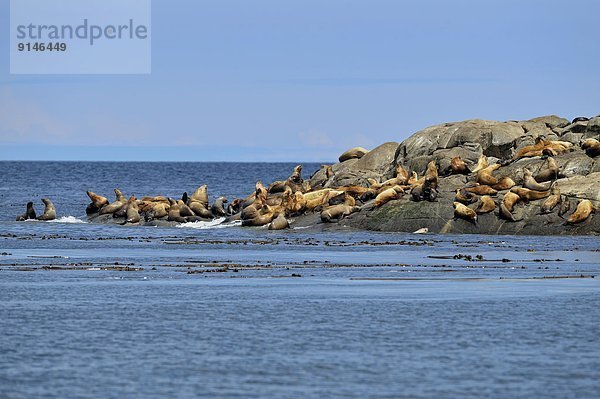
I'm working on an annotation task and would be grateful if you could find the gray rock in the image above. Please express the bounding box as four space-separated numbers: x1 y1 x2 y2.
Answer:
526 115 570 129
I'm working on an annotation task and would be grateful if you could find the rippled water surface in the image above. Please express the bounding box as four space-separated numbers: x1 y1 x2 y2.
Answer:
1 162 599 398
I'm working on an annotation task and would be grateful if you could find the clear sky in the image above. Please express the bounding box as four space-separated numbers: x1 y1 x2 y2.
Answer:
1 0 599 162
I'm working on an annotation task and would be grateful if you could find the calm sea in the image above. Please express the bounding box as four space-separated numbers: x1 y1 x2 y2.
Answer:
1 161 599 398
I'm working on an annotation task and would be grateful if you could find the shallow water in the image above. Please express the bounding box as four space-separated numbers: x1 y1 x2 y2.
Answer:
1 162 599 398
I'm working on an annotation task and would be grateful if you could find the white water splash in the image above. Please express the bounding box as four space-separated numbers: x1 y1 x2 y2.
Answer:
177 217 241 229
47 216 88 224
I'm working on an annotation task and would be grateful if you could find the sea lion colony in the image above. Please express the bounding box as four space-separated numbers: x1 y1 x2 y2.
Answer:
15 122 599 230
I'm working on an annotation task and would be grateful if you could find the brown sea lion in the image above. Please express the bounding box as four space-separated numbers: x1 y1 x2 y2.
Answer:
320 204 361 223
268 213 289 230
167 198 187 223
474 195 496 214
122 198 140 224
16 201 36 221
242 204 276 227
450 156 470 175
113 196 136 218
86 191 109 214
189 201 213 219
581 138 600 157
523 169 552 191
510 187 551 202
407 171 419 186
492 176 516 191
453 202 477 223
455 188 477 205
565 199 594 225
477 164 501 186
374 186 404 207
36 198 56 221
339 147 369 162
177 200 195 217
190 185 209 208
227 199 243 215
499 192 522 222
100 189 127 215
535 157 560 183
395 165 410 184
324 164 334 178
424 161 439 189
465 184 498 196
211 197 228 217
268 181 288 194
470 155 488 174
558 196 571 218
144 202 170 220
540 186 561 214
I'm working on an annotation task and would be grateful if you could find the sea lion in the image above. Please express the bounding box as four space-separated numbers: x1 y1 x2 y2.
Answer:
395 165 410 184
407 171 419 186
122 198 140 224
540 186 561 214
227 199 243 215
470 155 488 174
453 202 477 223
268 213 289 230
289 165 303 183
189 201 213 219
190 185 209 208
492 176 516 191
499 192 522 222
167 198 187 223
424 161 439 189
565 199 594 225
36 198 56 221
581 138 600 157
535 157 560 183
558 196 571 218
113 196 135 218
477 164 501 186
177 200 195 217
323 164 334 178
16 201 36 221
374 186 404 207
211 197 228 217
144 202 170 221
572 116 589 123
455 188 477 205
465 184 498 196
99 189 127 215
320 204 361 223
523 169 552 191
242 204 276 227
339 147 368 162
268 181 288 194
510 187 551 202
86 191 109 214
474 195 496 214
450 156 470 175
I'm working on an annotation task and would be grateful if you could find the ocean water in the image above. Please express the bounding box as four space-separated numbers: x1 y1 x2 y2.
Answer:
1 161 599 398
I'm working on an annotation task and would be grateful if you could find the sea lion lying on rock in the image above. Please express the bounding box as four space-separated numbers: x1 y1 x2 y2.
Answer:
320 204 361 223
86 191 109 214
499 192 522 222
99 189 127 215
339 147 369 162
540 186 561 214
375 186 404 207
565 199 594 225
453 202 477 223
581 138 600 158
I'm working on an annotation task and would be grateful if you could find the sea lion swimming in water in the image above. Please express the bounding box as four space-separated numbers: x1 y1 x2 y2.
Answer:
523 169 552 191
16 201 36 221
86 191 109 214
565 199 594 225
36 198 56 221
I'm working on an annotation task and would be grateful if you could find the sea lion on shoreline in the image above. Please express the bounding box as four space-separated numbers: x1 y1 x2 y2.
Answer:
465 184 498 196
144 202 170 221
395 165 410 184
558 196 571 218
455 188 477 205
492 176 516 191
167 198 187 223
566 199 594 225
453 202 477 223
499 192 522 222
523 169 552 191
100 189 127 215
339 147 368 162
190 185 209 208
511 187 551 202
450 156 470 175
540 186 561 214
477 164 501 186
320 204 361 223
36 198 56 221
242 204 276 227
374 186 404 207
424 161 439 189
268 213 289 230
227 199 243 215
581 138 600 158
86 191 109 214
535 157 560 183
211 197 228 217
177 200 195 217
122 198 140 224
474 195 496 214
16 201 36 221
470 155 488 174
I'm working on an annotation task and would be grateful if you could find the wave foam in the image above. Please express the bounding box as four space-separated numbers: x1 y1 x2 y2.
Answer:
177 217 241 229
47 216 87 224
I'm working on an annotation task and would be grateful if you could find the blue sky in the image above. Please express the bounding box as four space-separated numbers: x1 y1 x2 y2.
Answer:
1 0 599 162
